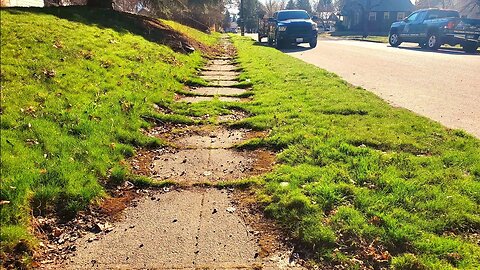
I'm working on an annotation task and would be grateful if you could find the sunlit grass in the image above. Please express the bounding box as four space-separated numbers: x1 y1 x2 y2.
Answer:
232 36 480 269
0 6 214 254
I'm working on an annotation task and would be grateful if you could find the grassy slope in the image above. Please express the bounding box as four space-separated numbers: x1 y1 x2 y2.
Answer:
162 20 218 46
0 7 216 251
231 37 480 269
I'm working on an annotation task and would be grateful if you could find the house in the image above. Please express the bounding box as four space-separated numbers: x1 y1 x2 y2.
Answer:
339 0 415 32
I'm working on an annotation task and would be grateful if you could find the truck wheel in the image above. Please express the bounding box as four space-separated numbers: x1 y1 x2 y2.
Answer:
309 38 317 48
388 32 401 47
463 42 478 54
257 33 262 42
267 36 273 46
274 33 283 49
426 33 441 51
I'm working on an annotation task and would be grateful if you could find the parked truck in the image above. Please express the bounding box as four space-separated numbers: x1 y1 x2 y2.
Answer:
389 8 480 53
259 10 318 49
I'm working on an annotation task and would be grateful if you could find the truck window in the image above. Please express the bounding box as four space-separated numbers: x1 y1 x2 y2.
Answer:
277 11 310 21
427 10 460 20
405 12 419 23
415 11 427 22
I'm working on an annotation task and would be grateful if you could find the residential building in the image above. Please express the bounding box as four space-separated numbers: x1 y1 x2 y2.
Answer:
339 0 415 32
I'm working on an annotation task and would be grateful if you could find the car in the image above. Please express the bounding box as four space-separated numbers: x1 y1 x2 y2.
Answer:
389 8 480 53
260 10 318 49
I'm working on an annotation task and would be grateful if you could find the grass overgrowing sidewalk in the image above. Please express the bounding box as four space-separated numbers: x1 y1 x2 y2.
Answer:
231 36 480 269
1 6 479 269
0 7 219 258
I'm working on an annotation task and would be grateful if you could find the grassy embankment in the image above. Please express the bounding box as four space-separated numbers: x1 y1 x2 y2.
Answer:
228 37 480 269
0 7 218 257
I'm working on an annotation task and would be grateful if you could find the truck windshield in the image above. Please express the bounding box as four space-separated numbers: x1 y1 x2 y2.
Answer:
277 11 310 21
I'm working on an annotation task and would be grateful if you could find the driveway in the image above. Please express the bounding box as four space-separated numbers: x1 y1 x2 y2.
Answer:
248 34 480 138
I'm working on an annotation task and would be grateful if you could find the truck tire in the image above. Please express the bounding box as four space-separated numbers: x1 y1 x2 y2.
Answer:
267 36 273 46
426 32 441 51
274 33 283 49
463 42 478 54
309 38 317 48
258 33 262 42
388 32 401 47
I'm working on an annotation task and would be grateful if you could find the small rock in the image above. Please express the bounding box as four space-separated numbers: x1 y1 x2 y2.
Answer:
203 171 212 176
87 237 96 243
226 207 236 213
279 182 289 187
212 208 218 214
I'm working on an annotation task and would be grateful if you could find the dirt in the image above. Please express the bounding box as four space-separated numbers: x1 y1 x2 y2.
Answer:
42 35 307 270
217 109 249 122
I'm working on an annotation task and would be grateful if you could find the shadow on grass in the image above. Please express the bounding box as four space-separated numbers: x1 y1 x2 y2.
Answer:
252 40 313 53
4 6 201 53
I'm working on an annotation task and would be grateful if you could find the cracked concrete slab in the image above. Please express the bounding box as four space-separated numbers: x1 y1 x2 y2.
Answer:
208 80 240 87
202 64 238 71
189 87 248 96
208 59 234 66
151 148 255 183
200 70 241 77
178 96 246 103
63 189 259 269
200 75 239 81
167 127 249 149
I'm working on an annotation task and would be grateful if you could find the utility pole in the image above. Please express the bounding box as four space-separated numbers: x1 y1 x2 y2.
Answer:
240 0 245 36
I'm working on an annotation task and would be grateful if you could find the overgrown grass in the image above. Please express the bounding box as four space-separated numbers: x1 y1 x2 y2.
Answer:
162 20 219 46
0 7 217 254
232 36 480 269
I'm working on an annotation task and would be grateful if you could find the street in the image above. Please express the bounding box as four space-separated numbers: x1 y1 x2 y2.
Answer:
249 34 480 138
287 39 480 138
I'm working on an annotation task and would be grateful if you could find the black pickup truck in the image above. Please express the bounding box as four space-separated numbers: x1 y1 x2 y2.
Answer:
389 9 480 53
259 10 318 49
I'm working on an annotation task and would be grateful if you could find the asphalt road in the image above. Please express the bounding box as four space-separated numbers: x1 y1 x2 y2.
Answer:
248 34 480 138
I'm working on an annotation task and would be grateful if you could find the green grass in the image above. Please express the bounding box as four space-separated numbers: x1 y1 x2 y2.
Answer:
162 20 219 46
2 6 479 269
327 31 389 43
0 6 218 255
231 36 480 269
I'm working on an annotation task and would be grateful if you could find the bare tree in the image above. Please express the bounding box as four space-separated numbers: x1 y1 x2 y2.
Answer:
264 0 280 17
278 0 288 9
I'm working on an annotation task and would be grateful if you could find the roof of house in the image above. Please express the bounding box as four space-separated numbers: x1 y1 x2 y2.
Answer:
371 0 415 12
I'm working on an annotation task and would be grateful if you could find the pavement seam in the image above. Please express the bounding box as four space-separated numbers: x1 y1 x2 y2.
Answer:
193 192 205 265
